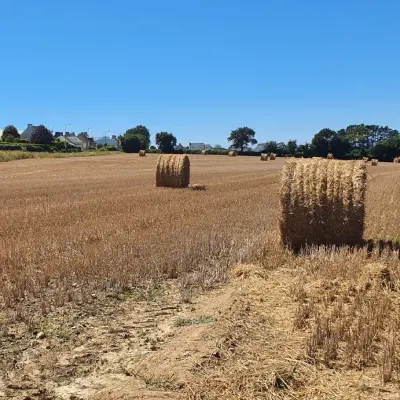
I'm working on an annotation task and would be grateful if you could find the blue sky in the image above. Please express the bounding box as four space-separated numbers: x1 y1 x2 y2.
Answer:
1 0 399 146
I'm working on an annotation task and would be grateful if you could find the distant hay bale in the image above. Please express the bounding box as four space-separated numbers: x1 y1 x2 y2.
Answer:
228 151 237 157
260 153 268 161
394 157 400 163
190 183 206 191
269 153 276 160
156 154 190 188
201 150 207 155
139 150 146 157
327 153 334 159
371 159 378 166
279 158 367 250
312 157 323 159
362 157 369 162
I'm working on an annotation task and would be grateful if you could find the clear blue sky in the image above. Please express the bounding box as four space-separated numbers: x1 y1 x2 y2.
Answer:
1 0 399 146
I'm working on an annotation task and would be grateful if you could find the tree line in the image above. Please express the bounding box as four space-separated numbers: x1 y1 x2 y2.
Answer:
2 123 400 160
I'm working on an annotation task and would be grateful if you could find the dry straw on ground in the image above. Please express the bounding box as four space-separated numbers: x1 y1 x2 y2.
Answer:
327 153 334 159
270 153 276 160
139 150 146 157
155 154 190 188
260 153 268 161
279 158 367 250
371 159 378 166
190 183 207 191
228 151 237 157
394 157 400 163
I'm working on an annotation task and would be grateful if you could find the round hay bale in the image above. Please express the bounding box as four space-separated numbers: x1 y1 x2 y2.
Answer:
139 150 146 157
362 157 369 162
394 157 400 163
270 153 276 160
201 150 207 155
327 153 334 159
260 153 268 161
279 158 367 250
155 154 190 188
371 159 378 166
228 151 237 157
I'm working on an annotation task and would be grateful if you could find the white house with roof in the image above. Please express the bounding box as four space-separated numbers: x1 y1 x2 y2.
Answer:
188 142 213 151
253 143 266 152
56 134 85 150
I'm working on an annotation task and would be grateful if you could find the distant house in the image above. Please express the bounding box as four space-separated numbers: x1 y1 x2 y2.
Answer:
57 134 84 150
253 143 266 152
111 135 122 151
188 143 213 151
21 124 38 141
174 143 185 151
78 132 96 150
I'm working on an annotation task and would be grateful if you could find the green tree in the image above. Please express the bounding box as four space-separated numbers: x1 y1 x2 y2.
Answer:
120 133 142 153
227 127 257 151
263 141 278 153
155 132 177 153
297 143 312 157
2 125 20 142
125 125 150 149
371 136 400 161
31 125 53 144
345 125 371 157
214 144 223 149
311 128 336 157
286 139 297 155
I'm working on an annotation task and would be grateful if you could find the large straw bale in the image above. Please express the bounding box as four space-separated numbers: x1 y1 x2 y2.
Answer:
260 153 268 161
362 157 369 162
327 153 334 159
279 158 367 250
155 154 190 188
201 150 207 155
394 157 400 163
228 151 237 157
371 159 378 166
270 153 276 160
139 150 146 157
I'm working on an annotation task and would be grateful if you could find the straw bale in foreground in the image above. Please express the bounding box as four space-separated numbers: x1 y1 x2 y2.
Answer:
279 158 367 250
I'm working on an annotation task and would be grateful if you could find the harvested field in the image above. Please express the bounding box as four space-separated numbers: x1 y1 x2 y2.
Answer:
1 155 400 399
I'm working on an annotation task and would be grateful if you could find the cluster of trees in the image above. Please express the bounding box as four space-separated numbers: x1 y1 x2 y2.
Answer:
2 124 54 144
119 126 177 153
227 124 400 161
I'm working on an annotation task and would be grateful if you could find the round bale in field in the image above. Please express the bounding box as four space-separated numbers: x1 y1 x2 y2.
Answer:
156 154 190 188
371 159 378 166
327 153 334 159
201 150 207 155
260 153 268 161
270 153 276 160
228 151 237 157
394 157 400 163
279 158 367 250
139 150 146 157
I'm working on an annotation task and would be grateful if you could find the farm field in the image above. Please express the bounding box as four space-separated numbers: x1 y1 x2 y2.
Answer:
1 154 400 399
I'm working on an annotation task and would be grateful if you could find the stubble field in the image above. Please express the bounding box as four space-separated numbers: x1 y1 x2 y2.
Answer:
1 154 400 399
